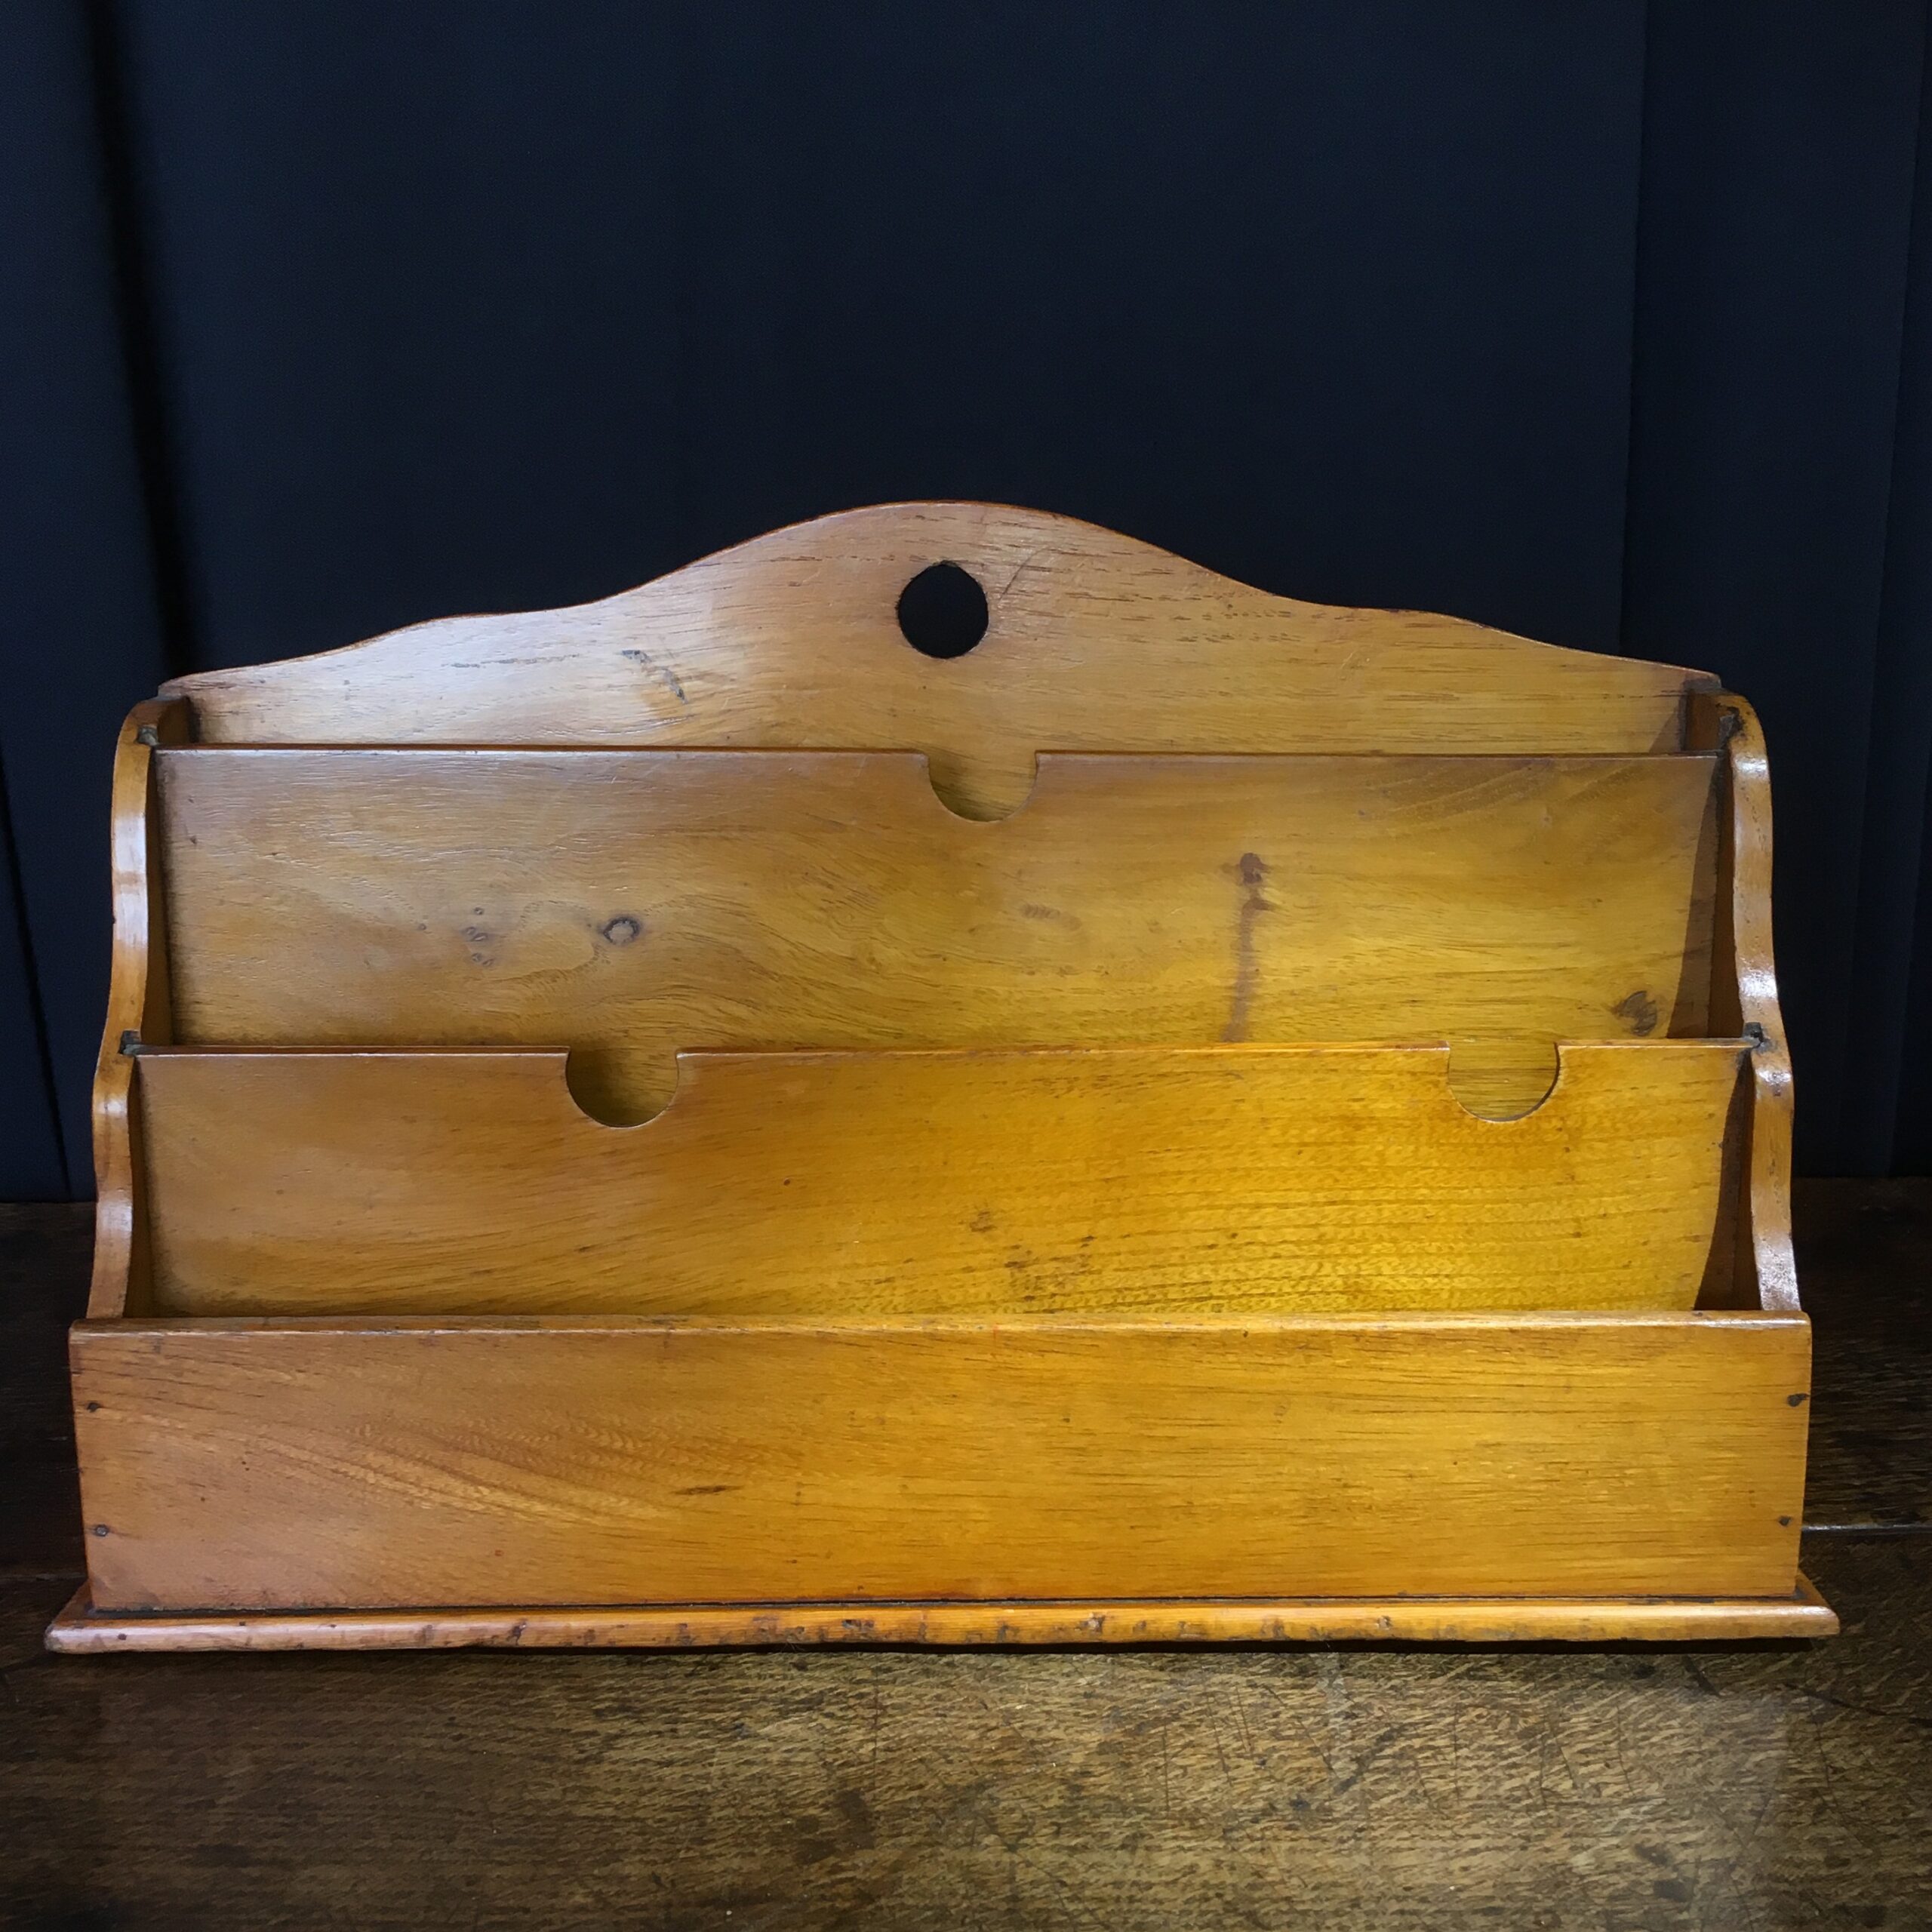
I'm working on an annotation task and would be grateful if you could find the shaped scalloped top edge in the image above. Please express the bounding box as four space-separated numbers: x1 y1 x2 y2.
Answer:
157 503 1719 812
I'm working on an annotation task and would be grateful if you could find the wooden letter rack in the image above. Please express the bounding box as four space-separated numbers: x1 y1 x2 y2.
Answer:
49 503 1833 1651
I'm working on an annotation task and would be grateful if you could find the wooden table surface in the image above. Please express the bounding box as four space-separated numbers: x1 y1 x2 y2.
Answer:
3 1184 1928 1931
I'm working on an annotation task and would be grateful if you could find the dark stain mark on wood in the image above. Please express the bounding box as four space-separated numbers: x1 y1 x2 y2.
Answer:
1222 852 1274 1042
1614 989 1660 1035
600 915 643 946
620 648 688 705
835 1787 877 1850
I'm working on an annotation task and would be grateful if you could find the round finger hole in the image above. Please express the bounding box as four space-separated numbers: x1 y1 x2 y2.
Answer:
896 562 989 659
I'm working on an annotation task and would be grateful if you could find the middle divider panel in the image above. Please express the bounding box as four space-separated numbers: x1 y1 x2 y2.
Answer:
153 745 1721 1126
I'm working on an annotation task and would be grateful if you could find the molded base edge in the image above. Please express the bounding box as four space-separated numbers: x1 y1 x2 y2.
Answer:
46 1578 1838 1652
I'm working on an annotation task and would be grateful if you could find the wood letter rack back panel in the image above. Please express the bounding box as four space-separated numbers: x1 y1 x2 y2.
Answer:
48 503 1832 1651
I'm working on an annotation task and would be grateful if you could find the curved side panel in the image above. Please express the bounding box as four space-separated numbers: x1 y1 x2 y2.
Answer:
161 503 1717 815
87 699 188 1319
1723 698 1798 1312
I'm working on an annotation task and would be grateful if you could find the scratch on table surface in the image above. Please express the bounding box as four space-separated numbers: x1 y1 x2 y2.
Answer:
999 549 1043 595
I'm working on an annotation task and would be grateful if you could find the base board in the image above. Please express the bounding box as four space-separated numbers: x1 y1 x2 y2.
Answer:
45 1579 1838 1653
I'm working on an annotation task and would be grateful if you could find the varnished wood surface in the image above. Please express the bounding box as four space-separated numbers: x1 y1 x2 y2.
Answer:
135 1043 1746 1318
4 1195 1927 1927
155 747 1720 1123
1720 696 1799 1311
72 1313 1809 1611
87 698 186 1321
2 1538 1924 1931
47 1575 1838 1652
10 1186 1905 1582
161 501 1716 817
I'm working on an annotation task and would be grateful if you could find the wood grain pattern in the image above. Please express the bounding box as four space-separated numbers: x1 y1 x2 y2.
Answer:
71 1313 1811 1613
160 503 1718 817
45 1575 1838 1651
134 1043 1748 1319
155 748 1719 1123
13 1535 1926 1932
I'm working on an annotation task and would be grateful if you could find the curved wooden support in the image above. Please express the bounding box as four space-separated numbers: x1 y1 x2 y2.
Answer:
88 699 189 1320
1721 697 1798 1312
161 502 1717 817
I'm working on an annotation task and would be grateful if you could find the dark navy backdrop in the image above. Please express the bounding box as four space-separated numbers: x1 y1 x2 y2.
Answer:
3 0 1929 1192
